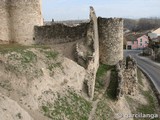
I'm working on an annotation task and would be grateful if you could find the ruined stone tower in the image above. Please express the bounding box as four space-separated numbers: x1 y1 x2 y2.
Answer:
0 0 43 44
98 17 123 65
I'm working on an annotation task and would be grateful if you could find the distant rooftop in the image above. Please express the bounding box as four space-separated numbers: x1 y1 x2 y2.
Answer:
125 33 145 41
152 28 160 34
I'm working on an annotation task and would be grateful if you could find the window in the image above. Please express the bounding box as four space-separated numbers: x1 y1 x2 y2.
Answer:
140 43 142 46
140 39 142 42
145 41 148 44
127 45 132 50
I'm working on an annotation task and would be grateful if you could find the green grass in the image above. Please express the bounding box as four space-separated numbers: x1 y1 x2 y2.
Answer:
125 88 159 120
137 90 158 115
0 80 12 91
93 64 116 119
125 95 138 112
7 50 37 64
16 113 22 119
137 68 143 86
136 69 159 119
21 51 37 63
0 44 31 54
96 64 113 78
96 64 114 88
42 106 50 113
0 44 51 80
0 44 51 54
48 62 62 71
42 91 92 120
43 51 58 59
106 67 118 100
125 68 160 120
4 50 40 79
0 44 37 64
94 64 116 101
95 99 114 120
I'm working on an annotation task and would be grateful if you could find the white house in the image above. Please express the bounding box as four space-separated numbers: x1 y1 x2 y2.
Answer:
148 28 160 39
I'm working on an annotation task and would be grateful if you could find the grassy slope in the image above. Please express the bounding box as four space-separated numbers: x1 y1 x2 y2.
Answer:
1 44 159 120
0 44 92 120
93 64 117 120
125 69 160 120
42 90 92 120
94 64 160 120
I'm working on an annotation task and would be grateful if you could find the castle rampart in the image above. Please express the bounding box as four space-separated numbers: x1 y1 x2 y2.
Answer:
0 2 124 99
84 6 99 99
34 23 89 44
34 7 123 99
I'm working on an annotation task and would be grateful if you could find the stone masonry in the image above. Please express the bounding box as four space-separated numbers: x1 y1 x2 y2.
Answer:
0 0 10 43
0 0 43 44
98 17 123 65
35 6 101 99
35 23 89 44
0 2 124 99
84 6 99 99
116 56 138 99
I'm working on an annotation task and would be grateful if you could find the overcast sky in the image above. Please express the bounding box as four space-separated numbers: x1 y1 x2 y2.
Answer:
42 0 160 21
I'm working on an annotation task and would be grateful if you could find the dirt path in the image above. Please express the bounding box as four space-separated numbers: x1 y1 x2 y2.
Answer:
88 70 111 120
88 100 99 120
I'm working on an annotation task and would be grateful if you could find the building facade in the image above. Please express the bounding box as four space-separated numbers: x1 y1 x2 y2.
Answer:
137 35 149 49
126 35 149 49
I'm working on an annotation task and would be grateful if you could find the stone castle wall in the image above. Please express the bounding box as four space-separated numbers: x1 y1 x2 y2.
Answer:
0 2 124 99
10 0 43 44
34 23 89 44
0 0 43 44
98 17 123 65
0 1 10 43
84 6 99 99
24 5 122 99
116 56 138 99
